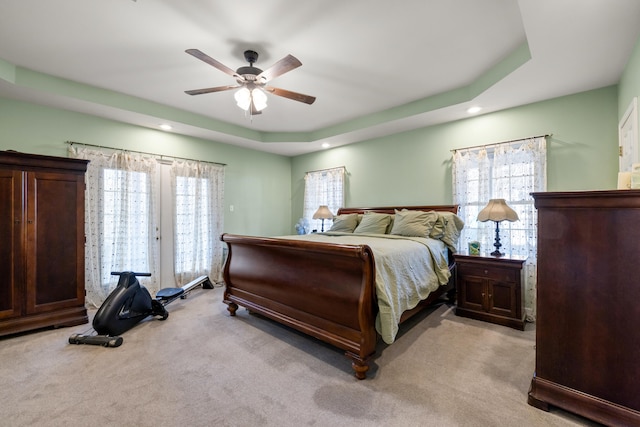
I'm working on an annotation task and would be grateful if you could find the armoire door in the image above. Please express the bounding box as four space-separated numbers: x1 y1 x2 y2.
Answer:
0 168 24 320
24 170 85 314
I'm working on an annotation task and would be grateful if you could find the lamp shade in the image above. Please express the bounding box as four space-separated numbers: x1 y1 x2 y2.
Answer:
477 199 519 222
312 205 334 219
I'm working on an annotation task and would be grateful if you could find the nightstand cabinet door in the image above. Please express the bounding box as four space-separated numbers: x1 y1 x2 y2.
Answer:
457 274 485 312
487 279 518 319
454 254 525 330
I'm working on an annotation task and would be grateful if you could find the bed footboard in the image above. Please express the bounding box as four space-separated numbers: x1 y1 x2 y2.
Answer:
221 233 378 379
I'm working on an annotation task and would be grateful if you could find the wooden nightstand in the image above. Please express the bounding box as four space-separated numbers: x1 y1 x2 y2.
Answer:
453 253 526 330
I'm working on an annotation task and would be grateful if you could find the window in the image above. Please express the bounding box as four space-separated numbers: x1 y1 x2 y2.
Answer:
70 145 225 307
101 169 154 286
453 136 546 320
171 160 225 285
174 176 211 274
302 167 345 232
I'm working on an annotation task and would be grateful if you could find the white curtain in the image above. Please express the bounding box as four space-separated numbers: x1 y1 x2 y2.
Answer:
70 145 159 307
453 137 546 320
303 167 345 232
171 159 225 284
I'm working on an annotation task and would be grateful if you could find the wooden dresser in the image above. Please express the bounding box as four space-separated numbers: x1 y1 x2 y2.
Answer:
528 190 640 426
0 151 88 336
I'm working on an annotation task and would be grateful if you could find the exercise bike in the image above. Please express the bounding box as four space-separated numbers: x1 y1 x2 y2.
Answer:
69 271 213 347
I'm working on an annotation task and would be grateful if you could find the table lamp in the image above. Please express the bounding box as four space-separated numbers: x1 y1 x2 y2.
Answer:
312 205 334 232
477 199 519 257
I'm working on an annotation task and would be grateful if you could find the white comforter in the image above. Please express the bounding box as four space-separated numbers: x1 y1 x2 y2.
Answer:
280 232 451 344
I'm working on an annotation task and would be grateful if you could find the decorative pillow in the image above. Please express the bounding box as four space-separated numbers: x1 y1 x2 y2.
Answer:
353 212 392 234
328 214 360 233
429 212 447 239
390 209 438 238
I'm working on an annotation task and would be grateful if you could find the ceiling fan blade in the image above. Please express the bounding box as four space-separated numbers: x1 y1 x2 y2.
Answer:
185 49 240 78
184 85 240 96
264 86 316 105
257 55 302 82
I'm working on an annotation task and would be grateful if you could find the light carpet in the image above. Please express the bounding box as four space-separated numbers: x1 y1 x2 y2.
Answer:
0 286 600 427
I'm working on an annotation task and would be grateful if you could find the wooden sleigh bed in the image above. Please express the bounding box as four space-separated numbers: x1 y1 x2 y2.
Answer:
221 205 461 379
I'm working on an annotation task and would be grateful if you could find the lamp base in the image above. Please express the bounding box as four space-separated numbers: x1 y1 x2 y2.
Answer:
492 221 503 257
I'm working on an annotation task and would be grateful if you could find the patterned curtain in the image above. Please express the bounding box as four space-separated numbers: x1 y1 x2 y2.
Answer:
453 137 546 320
69 145 159 307
171 159 225 285
303 167 345 232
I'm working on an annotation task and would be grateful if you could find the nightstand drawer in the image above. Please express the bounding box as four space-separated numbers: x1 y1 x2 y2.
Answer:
457 264 516 282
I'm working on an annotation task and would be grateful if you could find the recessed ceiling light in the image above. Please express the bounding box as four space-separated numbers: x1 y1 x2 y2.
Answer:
467 106 482 114
321 142 331 149
159 124 172 131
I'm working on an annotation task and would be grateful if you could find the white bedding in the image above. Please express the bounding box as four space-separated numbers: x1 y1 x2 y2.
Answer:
280 232 451 344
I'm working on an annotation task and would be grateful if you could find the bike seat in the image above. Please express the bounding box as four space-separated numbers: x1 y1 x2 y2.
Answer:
155 287 184 301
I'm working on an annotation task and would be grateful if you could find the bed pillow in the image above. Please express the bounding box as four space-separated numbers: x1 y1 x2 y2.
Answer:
328 213 360 233
438 212 465 252
429 212 447 239
390 209 438 238
386 214 395 234
353 212 391 234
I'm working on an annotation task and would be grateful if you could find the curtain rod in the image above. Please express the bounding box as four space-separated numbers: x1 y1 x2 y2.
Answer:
450 134 551 153
65 141 227 166
304 165 346 175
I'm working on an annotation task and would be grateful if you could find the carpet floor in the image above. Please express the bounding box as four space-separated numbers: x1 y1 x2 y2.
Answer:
0 286 601 427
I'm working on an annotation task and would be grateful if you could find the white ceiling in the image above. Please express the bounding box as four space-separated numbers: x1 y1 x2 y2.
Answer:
1 0 639 156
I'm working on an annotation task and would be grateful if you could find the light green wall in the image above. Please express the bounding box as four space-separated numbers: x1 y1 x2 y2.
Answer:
291 86 619 223
619 34 640 128
0 97 292 236
1 64 630 237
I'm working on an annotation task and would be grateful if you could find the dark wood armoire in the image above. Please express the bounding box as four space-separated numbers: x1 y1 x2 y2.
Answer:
529 190 640 426
0 150 88 336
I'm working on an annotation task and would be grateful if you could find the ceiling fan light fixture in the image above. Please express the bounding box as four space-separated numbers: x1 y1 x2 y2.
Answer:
234 87 267 112
185 49 315 114
252 88 267 111
234 87 251 110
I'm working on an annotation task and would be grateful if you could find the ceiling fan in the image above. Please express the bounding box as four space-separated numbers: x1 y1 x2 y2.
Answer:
184 49 316 115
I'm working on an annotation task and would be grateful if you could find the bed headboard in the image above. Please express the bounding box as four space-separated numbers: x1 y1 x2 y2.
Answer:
337 205 459 215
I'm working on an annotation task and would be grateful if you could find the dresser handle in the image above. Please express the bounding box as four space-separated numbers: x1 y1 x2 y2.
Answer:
484 270 488 275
